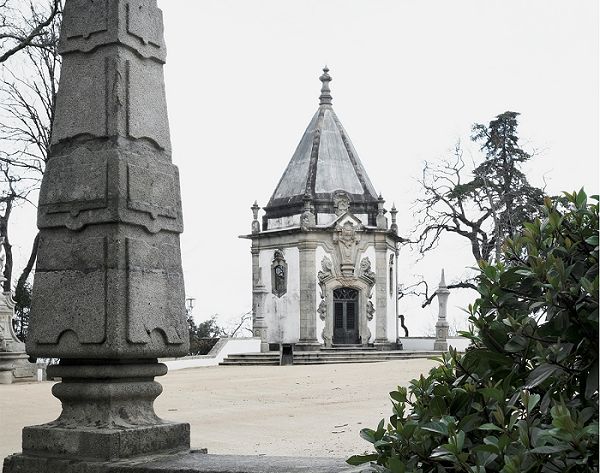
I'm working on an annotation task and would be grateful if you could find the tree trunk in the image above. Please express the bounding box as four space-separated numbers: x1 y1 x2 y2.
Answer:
16 231 40 294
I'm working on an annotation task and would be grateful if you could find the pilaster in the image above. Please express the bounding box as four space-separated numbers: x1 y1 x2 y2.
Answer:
296 241 319 350
374 239 389 349
251 247 269 352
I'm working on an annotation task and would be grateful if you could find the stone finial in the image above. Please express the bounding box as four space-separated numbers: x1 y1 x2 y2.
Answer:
319 66 333 106
439 269 448 289
390 203 398 234
300 193 316 230
251 201 261 234
376 194 388 229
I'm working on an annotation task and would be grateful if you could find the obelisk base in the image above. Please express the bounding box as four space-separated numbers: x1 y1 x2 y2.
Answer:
20 360 189 462
4 451 360 473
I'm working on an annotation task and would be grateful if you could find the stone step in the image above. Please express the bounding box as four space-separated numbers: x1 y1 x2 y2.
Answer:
219 350 441 366
323 345 377 350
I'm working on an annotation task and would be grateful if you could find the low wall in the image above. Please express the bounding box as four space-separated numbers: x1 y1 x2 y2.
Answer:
399 336 471 352
160 337 262 370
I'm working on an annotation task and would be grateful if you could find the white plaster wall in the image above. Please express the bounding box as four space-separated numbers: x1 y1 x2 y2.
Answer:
386 249 397 343
161 337 262 370
361 244 377 343
397 336 470 352
267 214 301 230
315 245 329 343
259 247 300 344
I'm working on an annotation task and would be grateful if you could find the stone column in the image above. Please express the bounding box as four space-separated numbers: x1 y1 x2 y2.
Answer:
10 0 190 464
296 241 319 351
434 270 450 351
251 247 269 352
374 239 389 349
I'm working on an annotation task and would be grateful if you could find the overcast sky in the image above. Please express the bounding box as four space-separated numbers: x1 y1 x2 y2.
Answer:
9 0 600 335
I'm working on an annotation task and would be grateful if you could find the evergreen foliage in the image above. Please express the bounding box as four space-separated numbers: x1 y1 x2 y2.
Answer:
188 314 224 355
349 190 599 472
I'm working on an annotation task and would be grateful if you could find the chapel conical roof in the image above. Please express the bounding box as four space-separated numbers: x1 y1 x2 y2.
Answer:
264 68 380 224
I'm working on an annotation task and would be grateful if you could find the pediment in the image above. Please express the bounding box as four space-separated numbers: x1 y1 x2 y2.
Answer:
327 211 363 230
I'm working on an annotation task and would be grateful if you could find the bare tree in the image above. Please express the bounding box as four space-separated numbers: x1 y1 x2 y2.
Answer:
408 111 544 307
225 311 253 338
0 1 61 338
0 0 60 63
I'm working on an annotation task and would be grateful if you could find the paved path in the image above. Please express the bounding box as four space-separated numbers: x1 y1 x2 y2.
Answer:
0 359 437 461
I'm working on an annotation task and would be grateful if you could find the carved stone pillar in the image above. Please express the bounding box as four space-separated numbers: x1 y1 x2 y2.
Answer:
296 241 319 351
10 0 190 464
251 247 269 352
374 239 389 349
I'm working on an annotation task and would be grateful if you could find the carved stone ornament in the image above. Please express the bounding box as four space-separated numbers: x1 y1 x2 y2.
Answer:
333 191 351 216
271 249 288 297
359 257 376 285
300 194 316 231
318 256 334 283
333 220 361 277
366 300 375 321
317 299 327 321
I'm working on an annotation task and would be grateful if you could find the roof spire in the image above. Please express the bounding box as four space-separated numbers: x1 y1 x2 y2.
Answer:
319 66 332 106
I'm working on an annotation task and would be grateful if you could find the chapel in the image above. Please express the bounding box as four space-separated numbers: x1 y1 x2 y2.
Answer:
242 68 403 352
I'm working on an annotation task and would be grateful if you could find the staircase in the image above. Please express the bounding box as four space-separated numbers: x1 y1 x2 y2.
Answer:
219 348 440 366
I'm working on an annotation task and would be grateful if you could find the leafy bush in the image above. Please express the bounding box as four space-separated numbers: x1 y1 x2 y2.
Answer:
349 190 599 472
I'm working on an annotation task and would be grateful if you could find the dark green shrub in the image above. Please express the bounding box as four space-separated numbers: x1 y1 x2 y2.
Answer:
349 190 599 472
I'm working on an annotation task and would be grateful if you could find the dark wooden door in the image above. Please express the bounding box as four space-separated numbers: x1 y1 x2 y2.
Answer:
333 288 359 344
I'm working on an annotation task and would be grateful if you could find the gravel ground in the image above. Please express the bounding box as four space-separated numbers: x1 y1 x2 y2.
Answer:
0 358 437 461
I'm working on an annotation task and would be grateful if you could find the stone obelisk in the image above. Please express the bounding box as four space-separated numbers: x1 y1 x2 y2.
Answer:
4 0 190 467
434 269 450 351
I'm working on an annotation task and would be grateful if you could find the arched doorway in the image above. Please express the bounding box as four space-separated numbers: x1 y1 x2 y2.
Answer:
333 287 359 345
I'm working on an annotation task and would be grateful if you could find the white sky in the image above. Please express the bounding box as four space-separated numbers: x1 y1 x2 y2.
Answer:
9 0 600 335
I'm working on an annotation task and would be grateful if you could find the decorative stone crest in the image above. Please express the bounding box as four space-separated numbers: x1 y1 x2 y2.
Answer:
333 191 350 216
271 249 287 297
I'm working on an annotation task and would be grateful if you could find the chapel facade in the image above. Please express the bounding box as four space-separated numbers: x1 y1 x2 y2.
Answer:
242 68 403 352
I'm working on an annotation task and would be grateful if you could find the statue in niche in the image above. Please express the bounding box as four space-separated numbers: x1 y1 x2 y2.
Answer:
271 249 287 297
366 300 375 321
333 191 350 216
